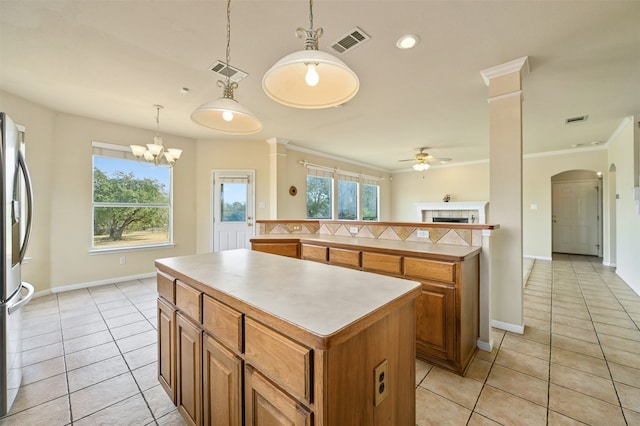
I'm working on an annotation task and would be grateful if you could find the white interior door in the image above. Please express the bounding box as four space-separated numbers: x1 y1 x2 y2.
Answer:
212 171 255 252
552 180 600 255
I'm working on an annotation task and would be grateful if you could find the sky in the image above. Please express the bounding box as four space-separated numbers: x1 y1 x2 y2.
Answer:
93 156 170 188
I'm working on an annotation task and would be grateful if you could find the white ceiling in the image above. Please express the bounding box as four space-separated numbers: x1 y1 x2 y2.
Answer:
1 1 639 171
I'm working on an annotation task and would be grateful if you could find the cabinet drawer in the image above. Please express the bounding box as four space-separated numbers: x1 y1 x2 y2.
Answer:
157 272 175 304
203 295 243 354
329 247 361 268
252 242 299 258
404 257 456 284
245 318 312 403
362 252 402 275
301 244 328 263
176 280 202 323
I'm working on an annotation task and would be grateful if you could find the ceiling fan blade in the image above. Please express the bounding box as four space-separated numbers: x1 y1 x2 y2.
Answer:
398 158 416 162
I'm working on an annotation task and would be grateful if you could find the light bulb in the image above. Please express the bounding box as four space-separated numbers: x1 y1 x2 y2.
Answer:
305 63 319 86
222 110 234 122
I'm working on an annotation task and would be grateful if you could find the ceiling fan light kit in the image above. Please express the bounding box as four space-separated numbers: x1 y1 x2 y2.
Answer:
262 0 360 109
400 147 452 172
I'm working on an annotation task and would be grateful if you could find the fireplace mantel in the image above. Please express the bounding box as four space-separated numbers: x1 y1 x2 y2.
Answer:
416 201 489 224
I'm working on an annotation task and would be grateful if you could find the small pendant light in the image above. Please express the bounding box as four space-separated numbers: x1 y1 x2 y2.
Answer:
262 0 360 109
191 0 262 134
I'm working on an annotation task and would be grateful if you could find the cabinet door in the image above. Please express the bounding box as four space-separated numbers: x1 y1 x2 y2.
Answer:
245 365 312 426
157 298 176 403
177 313 203 426
415 284 456 362
203 334 243 426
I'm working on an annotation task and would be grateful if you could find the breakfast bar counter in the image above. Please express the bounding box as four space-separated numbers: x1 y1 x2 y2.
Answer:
155 249 421 425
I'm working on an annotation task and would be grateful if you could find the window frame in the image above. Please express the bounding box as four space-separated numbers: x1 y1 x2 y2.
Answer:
304 163 381 222
90 141 175 253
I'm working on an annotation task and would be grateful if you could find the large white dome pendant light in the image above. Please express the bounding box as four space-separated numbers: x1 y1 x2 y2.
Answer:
191 0 262 134
262 0 360 109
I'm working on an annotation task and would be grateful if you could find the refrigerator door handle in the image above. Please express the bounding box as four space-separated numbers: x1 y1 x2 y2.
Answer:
8 282 34 315
17 150 33 263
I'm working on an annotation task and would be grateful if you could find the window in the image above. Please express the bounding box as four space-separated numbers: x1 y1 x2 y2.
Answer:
92 142 172 250
220 178 247 222
362 182 380 221
337 174 358 220
306 170 333 219
304 163 381 221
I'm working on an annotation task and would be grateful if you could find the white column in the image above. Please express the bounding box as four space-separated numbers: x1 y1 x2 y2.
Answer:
480 57 528 334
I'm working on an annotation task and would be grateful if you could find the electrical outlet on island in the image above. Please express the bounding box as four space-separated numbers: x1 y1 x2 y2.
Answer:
349 226 359 234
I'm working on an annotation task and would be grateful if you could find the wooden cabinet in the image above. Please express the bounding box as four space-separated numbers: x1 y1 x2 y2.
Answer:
301 243 328 262
245 365 312 426
415 283 455 362
252 241 299 258
157 297 176 403
203 334 242 426
156 251 419 425
250 239 480 375
176 312 203 426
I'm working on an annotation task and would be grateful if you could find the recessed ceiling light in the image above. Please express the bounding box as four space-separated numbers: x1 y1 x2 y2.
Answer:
396 35 420 49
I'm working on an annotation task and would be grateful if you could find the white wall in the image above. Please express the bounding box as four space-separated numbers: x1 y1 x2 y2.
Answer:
1 91 197 292
608 117 640 294
390 162 490 222
390 148 609 261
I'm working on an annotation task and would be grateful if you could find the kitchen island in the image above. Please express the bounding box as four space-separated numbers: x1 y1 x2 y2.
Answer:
252 233 482 375
155 249 421 426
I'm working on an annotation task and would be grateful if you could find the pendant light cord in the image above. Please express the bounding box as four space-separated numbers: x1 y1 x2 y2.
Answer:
309 0 314 30
155 106 160 137
225 0 231 87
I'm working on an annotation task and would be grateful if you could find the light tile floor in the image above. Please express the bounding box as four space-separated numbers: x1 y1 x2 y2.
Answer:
1 254 639 425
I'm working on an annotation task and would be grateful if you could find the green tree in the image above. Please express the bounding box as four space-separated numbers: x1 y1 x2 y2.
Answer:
306 176 332 219
93 168 169 241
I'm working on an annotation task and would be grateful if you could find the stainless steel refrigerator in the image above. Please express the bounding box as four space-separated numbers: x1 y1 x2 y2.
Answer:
0 112 34 416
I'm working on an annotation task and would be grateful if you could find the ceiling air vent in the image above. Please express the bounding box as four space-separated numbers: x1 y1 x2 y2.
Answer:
330 27 370 54
565 115 588 124
209 60 248 83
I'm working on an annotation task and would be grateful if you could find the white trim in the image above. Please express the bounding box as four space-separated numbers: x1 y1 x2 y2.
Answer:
603 261 617 267
606 116 633 146
523 254 552 261
477 338 493 352
480 56 529 86
524 144 607 159
89 242 175 255
491 319 525 334
51 272 156 294
265 137 290 145
92 140 132 152
415 201 488 224
486 90 522 103
33 289 53 299
285 143 389 173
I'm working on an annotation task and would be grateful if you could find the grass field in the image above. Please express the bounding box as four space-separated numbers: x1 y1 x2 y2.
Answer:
94 230 169 247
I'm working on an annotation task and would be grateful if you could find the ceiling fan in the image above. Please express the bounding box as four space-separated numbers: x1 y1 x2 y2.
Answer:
398 147 452 171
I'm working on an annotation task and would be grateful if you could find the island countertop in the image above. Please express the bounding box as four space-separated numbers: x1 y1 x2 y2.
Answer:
155 249 421 349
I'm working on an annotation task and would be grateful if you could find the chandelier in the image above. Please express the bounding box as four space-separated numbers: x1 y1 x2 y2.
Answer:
262 0 359 109
130 105 182 167
191 0 262 134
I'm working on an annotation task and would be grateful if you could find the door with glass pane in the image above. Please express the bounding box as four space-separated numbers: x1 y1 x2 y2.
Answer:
212 171 255 252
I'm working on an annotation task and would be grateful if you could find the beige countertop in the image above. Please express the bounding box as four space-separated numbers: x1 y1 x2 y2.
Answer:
251 233 481 261
155 249 421 348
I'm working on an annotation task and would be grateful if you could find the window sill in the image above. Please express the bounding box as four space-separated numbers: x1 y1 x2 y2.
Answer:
89 242 176 255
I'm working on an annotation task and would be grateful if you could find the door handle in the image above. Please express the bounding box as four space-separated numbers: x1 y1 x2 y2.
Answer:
17 152 33 263
8 282 34 315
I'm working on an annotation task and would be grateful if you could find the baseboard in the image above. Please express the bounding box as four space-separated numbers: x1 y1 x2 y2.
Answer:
491 319 524 334
477 338 493 352
33 289 53 299
51 272 156 294
603 261 616 267
523 254 552 261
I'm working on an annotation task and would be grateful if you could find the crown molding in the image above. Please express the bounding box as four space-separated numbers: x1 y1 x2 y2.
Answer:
480 56 529 86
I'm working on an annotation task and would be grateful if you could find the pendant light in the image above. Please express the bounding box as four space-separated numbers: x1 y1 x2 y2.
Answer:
191 0 262 134
262 0 359 109
131 105 182 167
